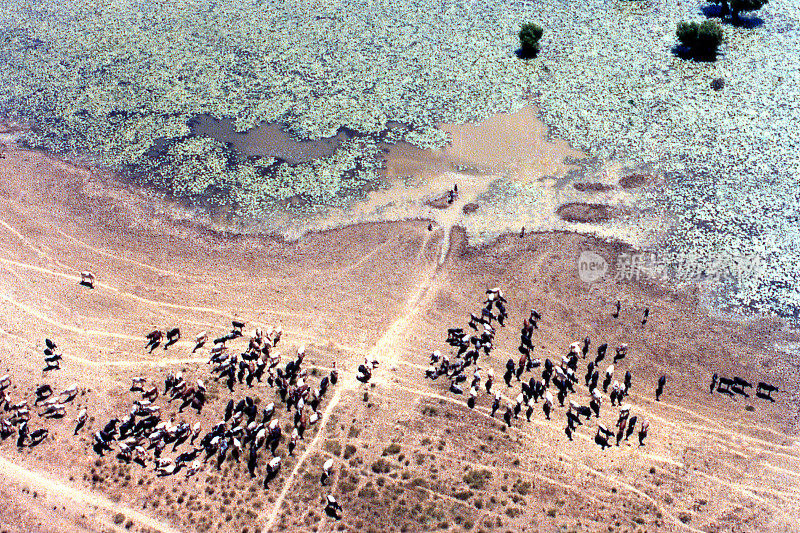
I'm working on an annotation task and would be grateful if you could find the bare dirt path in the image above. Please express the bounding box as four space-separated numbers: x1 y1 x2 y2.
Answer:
262 231 442 531
0 455 183 533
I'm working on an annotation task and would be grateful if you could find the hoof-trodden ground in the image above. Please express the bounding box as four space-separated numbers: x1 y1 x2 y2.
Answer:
0 146 798 533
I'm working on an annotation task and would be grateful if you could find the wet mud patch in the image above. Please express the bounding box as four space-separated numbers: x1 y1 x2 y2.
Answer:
461 202 480 214
618 173 651 189
556 202 617 223
573 182 615 193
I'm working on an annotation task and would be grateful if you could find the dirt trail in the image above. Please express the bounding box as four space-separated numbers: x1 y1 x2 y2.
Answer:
0 455 183 533
261 290 428 530
261 375 349 532
263 232 442 531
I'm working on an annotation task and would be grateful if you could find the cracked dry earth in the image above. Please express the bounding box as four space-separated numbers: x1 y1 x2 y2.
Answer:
0 146 798 533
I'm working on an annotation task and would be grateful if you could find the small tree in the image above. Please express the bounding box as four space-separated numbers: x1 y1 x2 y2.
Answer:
519 23 543 58
709 0 768 22
677 21 723 60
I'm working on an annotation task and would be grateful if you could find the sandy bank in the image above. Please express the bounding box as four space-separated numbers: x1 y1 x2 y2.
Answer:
0 141 798 533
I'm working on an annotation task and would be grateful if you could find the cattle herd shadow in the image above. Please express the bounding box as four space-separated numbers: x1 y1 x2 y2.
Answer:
700 5 765 28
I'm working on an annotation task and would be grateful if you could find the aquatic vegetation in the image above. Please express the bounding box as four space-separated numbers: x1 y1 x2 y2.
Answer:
138 135 384 213
0 0 536 211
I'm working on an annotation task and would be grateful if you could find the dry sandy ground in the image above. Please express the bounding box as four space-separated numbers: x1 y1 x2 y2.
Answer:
0 144 798 533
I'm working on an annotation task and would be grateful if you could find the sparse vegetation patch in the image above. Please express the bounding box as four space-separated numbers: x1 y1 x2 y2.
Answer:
463 469 492 490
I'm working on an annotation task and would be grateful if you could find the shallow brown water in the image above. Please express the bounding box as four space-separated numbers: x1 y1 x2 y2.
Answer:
303 106 654 262
188 114 347 164
382 106 580 180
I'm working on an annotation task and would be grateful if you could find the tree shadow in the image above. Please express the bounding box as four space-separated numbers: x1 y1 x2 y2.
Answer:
731 15 764 28
701 4 724 17
671 44 719 62
515 47 539 60
700 5 764 27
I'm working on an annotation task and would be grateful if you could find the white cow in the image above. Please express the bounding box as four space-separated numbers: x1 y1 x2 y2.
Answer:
80 271 96 288
60 384 78 402
186 459 202 477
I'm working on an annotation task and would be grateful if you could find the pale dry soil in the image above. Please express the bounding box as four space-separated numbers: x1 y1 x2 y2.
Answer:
0 146 798 533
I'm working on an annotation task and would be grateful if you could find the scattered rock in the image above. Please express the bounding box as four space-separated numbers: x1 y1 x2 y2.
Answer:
462 202 479 214
711 77 725 91
556 202 615 223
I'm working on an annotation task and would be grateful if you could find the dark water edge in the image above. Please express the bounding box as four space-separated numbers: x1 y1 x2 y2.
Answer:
185 114 416 164
133 119 422 222
5 106 799 329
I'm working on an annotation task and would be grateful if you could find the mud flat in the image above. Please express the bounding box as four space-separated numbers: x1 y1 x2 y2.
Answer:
0 142 798 533
556 202 619 223
277 106 655 253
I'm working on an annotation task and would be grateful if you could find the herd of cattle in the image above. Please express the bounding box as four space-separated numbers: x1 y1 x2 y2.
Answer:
0 338 80 446
0 316 345 519
710 373 779 401
0 278 787 525
424 289 783 449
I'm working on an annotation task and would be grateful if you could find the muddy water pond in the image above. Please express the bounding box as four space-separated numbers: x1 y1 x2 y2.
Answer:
188 115 348 164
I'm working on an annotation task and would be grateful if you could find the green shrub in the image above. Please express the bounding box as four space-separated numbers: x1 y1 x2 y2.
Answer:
410 477 428 488
324 440 342 456
338 478 358 493
343 444 357 459
371 458 392 474
512 479 532 496
357 483 378 499
676 21 723 60
382 443 401 456
519 23 544 58
463 469 492 490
